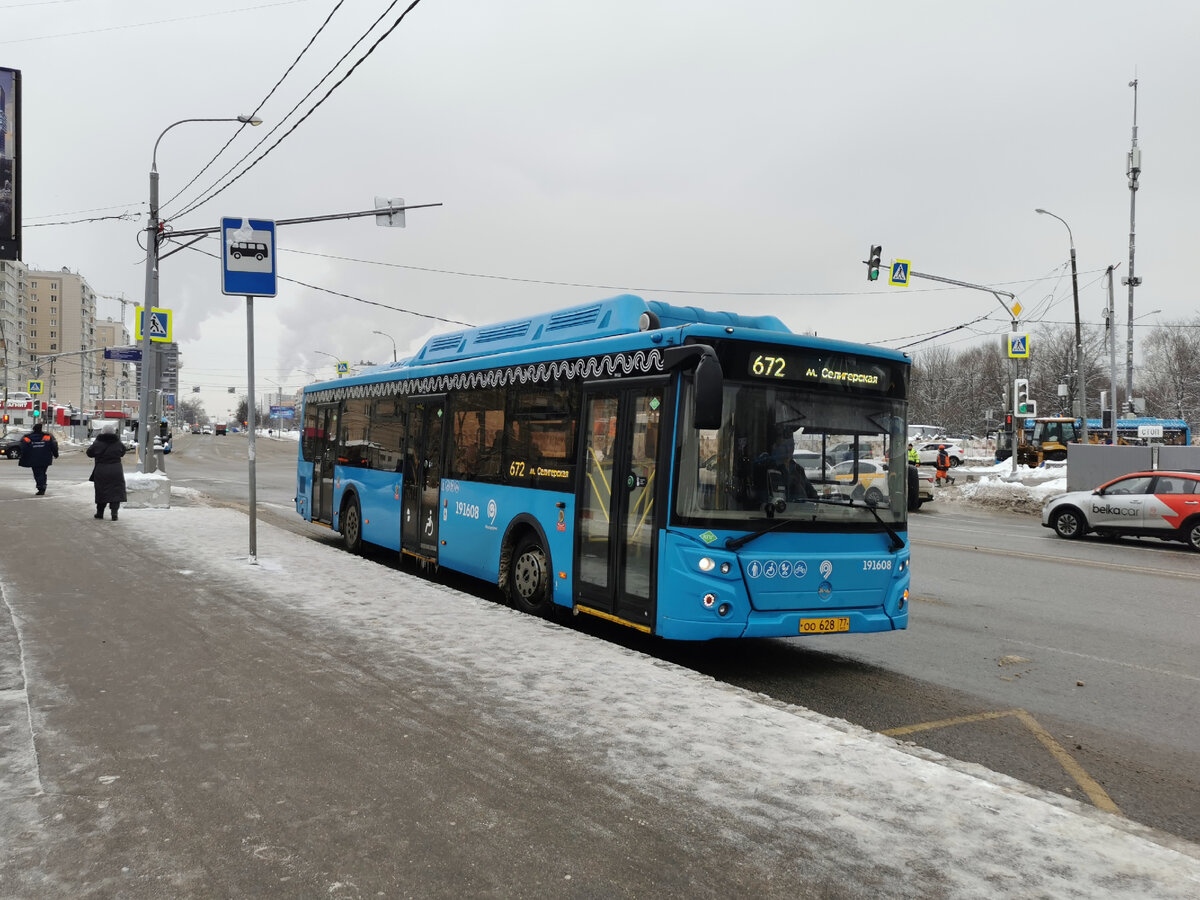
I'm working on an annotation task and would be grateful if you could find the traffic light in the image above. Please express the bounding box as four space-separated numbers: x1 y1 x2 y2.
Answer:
867 245 882 282
31 405 41 419
1013 379 1037 416
1 414 8 425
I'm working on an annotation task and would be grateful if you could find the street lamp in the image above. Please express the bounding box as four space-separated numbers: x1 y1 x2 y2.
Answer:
1035 208 1088 445
139 114 262 473
372 329 397 363
313 349 343 378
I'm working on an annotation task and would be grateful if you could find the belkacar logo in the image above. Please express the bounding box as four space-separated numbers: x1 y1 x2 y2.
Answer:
1092 504 1138 516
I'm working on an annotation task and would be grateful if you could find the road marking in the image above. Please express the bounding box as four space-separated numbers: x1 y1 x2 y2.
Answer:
882 708 1121 815
996 637 1200 683
912 538 1200 581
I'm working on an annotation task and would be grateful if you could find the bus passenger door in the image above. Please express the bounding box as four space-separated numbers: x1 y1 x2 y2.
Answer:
402 397 445 561
575 384 664 630
311 404 339 524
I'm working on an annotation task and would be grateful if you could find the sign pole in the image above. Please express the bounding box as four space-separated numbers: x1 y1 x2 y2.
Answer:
246 295 257 564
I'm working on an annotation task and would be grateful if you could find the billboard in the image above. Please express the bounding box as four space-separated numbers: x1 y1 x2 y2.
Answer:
0 66 19 261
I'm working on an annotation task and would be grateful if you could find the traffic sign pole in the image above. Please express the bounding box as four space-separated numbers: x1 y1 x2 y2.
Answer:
247 295 258 564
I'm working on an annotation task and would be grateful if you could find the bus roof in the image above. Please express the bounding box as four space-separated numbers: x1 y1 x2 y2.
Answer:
402 295 791 367
308 294 910 393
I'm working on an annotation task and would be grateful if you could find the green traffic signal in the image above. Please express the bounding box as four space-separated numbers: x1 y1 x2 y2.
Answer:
867 244 882 282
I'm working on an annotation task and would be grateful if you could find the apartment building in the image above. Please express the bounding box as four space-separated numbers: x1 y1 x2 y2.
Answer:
26 266 98 409
94 316 135 416
0 257 25 398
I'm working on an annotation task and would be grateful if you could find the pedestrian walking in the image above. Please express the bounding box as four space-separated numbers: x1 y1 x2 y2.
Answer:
935 443 955 486
86 421 128 520
17 423 59 495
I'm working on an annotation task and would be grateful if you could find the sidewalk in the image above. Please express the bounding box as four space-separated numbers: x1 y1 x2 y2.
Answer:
1 473 1199 898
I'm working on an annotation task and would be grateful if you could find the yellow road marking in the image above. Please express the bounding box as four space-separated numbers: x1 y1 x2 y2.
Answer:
882 708 1121 815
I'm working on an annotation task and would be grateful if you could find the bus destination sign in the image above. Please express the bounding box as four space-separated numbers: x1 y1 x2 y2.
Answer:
744 348 890 392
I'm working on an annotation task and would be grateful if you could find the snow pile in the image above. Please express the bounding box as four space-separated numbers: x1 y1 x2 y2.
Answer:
954 460 1067 514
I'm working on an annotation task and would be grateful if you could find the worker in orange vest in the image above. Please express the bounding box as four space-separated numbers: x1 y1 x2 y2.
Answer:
935 444 954 486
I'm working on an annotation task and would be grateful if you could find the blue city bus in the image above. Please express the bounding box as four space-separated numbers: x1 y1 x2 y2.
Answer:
296 295 913 640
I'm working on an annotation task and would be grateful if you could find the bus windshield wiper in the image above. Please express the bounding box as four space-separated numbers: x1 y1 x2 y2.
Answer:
725 497 905 553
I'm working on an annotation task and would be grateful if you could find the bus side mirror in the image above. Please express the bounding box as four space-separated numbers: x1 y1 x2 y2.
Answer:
693 353 723 430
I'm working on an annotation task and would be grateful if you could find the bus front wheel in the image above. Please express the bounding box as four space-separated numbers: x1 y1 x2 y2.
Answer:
510 534 552 615
341 497 363 554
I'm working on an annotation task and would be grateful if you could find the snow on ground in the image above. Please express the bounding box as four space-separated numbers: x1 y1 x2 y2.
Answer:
939 458 1068 516
14 477 1196 896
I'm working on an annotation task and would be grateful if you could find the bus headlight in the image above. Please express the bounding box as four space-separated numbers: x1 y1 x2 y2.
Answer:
698 557 715 572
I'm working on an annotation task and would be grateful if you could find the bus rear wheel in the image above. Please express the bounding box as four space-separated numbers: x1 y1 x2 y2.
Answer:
510 534 552 615
341 497 363 554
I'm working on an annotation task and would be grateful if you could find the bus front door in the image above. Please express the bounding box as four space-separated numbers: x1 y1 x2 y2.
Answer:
575 384 664 631
401 397 445 562
312 404 339 524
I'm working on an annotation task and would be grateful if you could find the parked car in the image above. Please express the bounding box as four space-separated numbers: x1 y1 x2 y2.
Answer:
827 441 876 464
916 441 964 467
1 433 22 460
829 458 891 505
792 450 833 480
1042 470 1200 551
907 463 935 510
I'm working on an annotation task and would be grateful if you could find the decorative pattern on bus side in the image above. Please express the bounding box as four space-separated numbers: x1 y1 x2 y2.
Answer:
305 349 666 403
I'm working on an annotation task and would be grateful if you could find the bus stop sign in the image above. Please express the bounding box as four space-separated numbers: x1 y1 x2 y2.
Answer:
221 217 277 297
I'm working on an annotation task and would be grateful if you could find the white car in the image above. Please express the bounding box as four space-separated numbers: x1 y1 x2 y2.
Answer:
1041 470 1200 551
916 441 963 467
202 425 214 435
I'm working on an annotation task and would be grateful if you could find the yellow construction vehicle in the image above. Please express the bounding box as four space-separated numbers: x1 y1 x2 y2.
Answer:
1017 416 1080 467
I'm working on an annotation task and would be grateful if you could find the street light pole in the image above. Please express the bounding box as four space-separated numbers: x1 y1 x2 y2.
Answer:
139 114 261 473
314 349 343 378
372 329 397 363
1035 208 1089 445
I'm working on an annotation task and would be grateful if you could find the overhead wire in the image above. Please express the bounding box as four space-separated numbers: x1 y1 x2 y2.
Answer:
0 0 310 44
161 0 349 213
171 0 425 221
179 239 472 327
281 245 1116 299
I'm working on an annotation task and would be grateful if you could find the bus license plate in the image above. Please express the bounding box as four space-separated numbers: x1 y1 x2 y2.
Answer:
799 617 850 634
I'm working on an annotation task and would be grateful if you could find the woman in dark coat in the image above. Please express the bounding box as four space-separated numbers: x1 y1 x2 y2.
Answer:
86 421 128 520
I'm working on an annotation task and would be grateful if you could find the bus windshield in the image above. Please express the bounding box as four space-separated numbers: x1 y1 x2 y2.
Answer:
675 379 908 525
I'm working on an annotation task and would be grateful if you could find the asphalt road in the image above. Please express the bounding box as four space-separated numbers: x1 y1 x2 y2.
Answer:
35 433 1200 843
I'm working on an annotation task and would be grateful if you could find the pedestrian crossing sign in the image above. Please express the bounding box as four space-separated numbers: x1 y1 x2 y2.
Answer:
1007 333 1030 358
889 260 910 286
28 379 43 394
134 306 173 343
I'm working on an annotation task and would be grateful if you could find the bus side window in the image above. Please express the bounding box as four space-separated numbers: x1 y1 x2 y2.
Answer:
450 388 504 480
369 397 406 471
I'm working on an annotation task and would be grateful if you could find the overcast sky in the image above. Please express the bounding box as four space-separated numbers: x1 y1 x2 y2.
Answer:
5 1 1199 419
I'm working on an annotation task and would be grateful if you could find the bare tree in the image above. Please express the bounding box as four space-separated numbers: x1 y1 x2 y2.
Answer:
1139 319 1200 425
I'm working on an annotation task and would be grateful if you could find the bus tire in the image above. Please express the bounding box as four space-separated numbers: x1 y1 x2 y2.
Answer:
1051 506 1086 540
1183 517 1200 552
340 495 363 554
510 533 552 616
